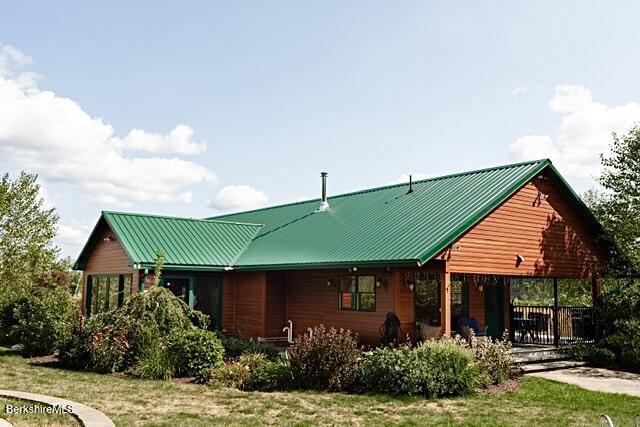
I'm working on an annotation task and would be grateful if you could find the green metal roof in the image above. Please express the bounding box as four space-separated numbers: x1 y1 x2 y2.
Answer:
73 212 263 270
75 159 595 271
212 159 553 269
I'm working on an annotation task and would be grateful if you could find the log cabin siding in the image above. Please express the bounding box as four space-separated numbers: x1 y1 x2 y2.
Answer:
221 272 236 333
265 271 287 337
437 176 605 277
285 268 395 344
233 271 267 338
82 223 139 312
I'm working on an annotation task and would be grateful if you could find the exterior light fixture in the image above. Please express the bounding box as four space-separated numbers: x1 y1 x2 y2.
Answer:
538 192 549 201
375 277 387 289
405 273 415 291
326 278 334 287
103 236 114 242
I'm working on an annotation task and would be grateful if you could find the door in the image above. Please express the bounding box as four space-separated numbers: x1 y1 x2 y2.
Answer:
414 272 441 339
484 279 505 339
163 276 194 308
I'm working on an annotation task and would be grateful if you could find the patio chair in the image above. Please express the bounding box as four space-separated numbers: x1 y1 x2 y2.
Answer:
456 317 487 337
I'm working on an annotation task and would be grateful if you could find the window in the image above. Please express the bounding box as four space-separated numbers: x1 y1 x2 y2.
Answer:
338 275 375 312
87 274 133 315
414 272 441 326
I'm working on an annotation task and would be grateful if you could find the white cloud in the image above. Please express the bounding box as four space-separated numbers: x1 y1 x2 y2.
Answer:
57 222 91 247
0 44 216 205
390 173 435 185
511 86 527 96
114 124 206 155
208 185 269 212
509 135 557 161
510 85 640 180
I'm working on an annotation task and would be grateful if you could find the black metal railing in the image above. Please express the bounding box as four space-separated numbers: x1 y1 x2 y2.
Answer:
510 304 594 345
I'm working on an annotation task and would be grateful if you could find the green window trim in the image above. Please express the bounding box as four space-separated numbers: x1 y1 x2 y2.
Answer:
338 275 376 312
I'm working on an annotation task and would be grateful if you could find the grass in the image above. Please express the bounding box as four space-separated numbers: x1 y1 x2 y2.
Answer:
1 348 639 426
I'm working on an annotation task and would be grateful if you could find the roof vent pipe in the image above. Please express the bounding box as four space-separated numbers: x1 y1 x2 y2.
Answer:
318 172 330 211
407 175 414 194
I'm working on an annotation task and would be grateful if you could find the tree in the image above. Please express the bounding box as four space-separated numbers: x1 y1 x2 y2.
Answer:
153 250 165 287
584 126 640 276
0 172 59 292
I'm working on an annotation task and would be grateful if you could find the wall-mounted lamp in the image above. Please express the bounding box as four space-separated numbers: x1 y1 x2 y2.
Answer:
103 236 114 242
375 277 388 289
516 254 525 267
326 278 335 287
348 267 358 273
405 273 415 291
538 191 549 201
475 282 484 292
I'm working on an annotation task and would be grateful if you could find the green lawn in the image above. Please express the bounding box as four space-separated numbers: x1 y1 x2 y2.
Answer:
1 348 639 426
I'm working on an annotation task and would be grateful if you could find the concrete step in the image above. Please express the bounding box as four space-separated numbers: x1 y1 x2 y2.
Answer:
513 349 570 364
523 360 586 373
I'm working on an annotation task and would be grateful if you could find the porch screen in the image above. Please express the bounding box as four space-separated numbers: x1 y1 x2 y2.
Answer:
338 276 375 312
87 273 133 315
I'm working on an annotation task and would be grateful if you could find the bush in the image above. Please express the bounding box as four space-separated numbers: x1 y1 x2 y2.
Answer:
168 328 224 382
211 353 291 391
361 339 482 397
216 333 280 360
591 347 617 365
595 281 640 370
59 287 212 376
288 325 361 392
129 343 176 380
468 333 521 384
0 289 78 357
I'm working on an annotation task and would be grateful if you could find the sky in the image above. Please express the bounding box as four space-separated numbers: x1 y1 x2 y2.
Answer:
1 1 640 259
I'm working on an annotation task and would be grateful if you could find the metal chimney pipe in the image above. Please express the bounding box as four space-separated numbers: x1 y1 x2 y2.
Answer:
318 172 330 211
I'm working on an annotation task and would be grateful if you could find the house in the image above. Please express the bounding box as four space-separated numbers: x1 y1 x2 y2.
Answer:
73 159 609 345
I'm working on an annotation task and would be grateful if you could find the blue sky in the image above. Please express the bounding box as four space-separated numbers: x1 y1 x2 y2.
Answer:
1 1 640 258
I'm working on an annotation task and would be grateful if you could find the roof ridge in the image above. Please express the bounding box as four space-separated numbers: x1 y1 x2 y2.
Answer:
103 210 263 227
211 159 550 219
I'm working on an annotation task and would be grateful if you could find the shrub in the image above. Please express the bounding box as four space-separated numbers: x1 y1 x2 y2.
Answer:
595 281 640 370
211 353 292 391
167 328 224 382
360 345 419 395
288 325 361 391
361 339 482 397
129 343 176 380
591 347 617 365
1 289 78 357
469 333 521 384
216 333 280 360
60 287 212 376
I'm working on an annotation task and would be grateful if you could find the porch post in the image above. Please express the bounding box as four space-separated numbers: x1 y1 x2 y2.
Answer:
553 278 559 346
440 264 452 337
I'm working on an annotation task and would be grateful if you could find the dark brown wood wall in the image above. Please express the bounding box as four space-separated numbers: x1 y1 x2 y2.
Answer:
437 173 606 278
82 223 139 311
265 271 288 336
231 271 267 338
285 268 397 344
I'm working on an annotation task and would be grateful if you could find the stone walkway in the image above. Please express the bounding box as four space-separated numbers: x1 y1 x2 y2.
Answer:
0 389 114 427
528 367 640 397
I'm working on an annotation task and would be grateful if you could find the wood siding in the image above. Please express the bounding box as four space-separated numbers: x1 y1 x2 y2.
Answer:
81 223 138 312
233 272 267 338
265 271 287 337
437 174 606 278
285 268 395 345
221 273 236 333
